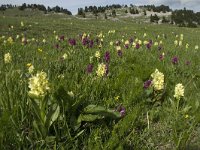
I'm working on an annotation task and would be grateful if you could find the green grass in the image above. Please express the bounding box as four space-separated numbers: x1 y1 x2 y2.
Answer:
0 8 200 149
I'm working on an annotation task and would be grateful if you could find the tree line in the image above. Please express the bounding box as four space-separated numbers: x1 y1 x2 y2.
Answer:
171 8 200 27
0 3 72 15
140 5 171 13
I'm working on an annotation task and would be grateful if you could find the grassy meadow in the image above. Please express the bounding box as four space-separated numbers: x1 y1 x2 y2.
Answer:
0 9 200 149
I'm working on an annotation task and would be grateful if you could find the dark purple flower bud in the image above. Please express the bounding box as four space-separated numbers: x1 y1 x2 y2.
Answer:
149 40 153 45
172 56 178 64
143 80 152 89
124 44 129 49
89 40 94 48
95 38 99 44
146 43 152 49
82 37 89 46
55 44 59 49
60 35 64 41
129 38 134 43
136 43 140 49
68 38 76 46
116 106 126 117
87 64 93 73
159 54 164 61
104 51 110 63
158 46 162 51
186 61 190 65
117 50 122 57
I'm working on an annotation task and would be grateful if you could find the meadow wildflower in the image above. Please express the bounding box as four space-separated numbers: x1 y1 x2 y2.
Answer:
114 96 120 101
154 42 158 46
146 43 152 49
195 45 199 50
179 41 182 46
143 80 152 89
7 37 13 44
28 65 34 74
28 71 50 98
21 21 24 27
186 61 190 65
159 53 165 61
68 91 74 97
117 50 122 57
172 56 178 64
116 46 121 51
4 53 12 63
151 69 164 91
116 105 126 117
22 37 27 45
95 51 101 59
104 51 110 63
110 41 113 46
87 64 93 73
143 40 148 45
60 35 64 41
69 39 76 46
89 40 94 48
89 56 93 63
42 39 46 43
174 40 178 46
62 53 68 60
186 43 189 49
38 48 43 52
125 40 130 45
96 63 106 77
180 34 184 41
174 83 184 100
135 43 140 49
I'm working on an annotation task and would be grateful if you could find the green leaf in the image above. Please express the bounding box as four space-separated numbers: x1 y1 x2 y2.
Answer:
78 114 104 123
145 88 153 96
182 105 192 113
54 86 73 109
30 98 45 125
45 104 60 129
45 136 56 143
33 120 43 137
83 105 121 119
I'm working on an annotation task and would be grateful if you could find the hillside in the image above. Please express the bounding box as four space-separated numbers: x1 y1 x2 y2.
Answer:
0 4 200 149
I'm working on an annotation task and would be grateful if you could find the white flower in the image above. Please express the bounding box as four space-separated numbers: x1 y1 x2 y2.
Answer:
4 53 12 63
68 91 74 97
174 83 184 100
151 69 164 91
62 53 68 60
96 63 106 77
95 51 100 59
28 71 50 97
28 65 34 74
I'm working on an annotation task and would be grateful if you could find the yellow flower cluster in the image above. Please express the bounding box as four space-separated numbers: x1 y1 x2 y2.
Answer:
96 63 106 77
4 53 12 63
125 40 129 45
95 51 100 59
28 71 50 97
151 69 164 91
174 83 184 100
62 53 68 60
7 37 13 44
27 63 34 74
